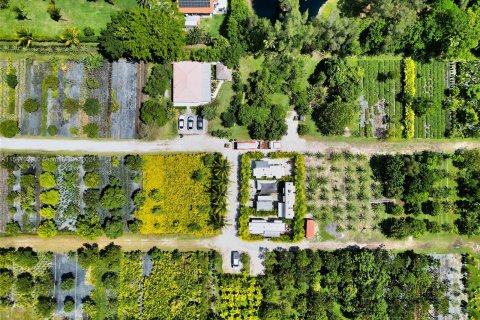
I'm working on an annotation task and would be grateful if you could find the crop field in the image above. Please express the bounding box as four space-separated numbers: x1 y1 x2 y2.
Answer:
305 152 387 241
0 154 141 237
0 57 145 139
357 58 403 138
414 61 449 138
136 154 219 236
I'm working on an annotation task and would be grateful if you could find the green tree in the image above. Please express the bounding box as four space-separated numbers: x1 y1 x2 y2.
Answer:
14 247 38 268
101 186 126 210
64 98 81 114
83 123 99 138
6 72 17 89
63 297 74 312
104 218 124 239
124 155 143 171
140 99 172 126
0 270 13 296
61 273 75 290
23 98 40 113
0 120 19 137
36 296 56 318
83 98 101 116
47 125 58 136
15 272 33 294
40 190 60 206
98 4 185 62
143 64 171 97
39 172 56 189
39 206 57 219
84 172 100 188
37 220 57 238
313 97 355 135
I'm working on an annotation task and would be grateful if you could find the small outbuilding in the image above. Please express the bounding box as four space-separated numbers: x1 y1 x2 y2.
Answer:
184 15 201 30
278 182 296 220
249 219 286 237
305 218 315 240
216 63 232 81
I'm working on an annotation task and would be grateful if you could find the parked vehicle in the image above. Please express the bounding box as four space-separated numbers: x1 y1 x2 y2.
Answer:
178 116 185 130
187 116 194 130
197 115 203 130
231 251 240 270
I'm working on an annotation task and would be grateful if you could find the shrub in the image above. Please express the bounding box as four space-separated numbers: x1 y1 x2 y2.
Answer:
40 190 60 206
83 98 101 116
37 220 57 238
47 2 61 21
61 273 75 291
23 98 40 113
84 172 100 188
0 0 9 9
200 100 219 120
39 206 57 219
36 296 56 318
143 64 171 98
84 54 103 71
133 190 146 206
64 98 80 114
42 159 57 172
86 77 101 90
124 155 143 171
83 26 95 37
15 272 33 294
210 129 230 138
59 27 80 47
6 72 17 89
63 297 74 312
44 75 59 90
12 6 27 20
47 125 58 136
297 123 310 136
39 172 56 189
83 123 99 138
70 127 78 135
403 57 416 99
0 120 19 137
5 221 21 235
404 105 415 139
101 271 118 289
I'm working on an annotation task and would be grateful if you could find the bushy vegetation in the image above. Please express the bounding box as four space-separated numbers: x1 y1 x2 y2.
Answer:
136 153 229 235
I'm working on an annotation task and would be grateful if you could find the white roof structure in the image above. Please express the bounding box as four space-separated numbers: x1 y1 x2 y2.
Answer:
256 200 274 211
216 63 232 81
185 15 201 29
278 182 296 220
236 141 258 150
249 219 286 237
173 62 211 107
252 159 289 179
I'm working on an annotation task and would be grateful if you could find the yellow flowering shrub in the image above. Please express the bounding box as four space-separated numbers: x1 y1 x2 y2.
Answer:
403 57 416 99
136 154 216 235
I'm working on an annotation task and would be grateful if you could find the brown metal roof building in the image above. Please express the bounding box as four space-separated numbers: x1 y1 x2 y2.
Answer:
177 0 214 14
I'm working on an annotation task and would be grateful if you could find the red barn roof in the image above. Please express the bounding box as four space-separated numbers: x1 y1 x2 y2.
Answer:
305 219 315 240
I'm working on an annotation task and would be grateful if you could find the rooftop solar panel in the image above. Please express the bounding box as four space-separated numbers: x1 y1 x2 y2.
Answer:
178 0 210 8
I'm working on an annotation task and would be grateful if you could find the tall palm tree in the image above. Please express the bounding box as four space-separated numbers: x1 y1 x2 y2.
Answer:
212 157 230 181
16 28 33 47
59 27 80 47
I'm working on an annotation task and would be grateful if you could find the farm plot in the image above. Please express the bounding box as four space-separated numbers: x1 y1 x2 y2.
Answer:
0 57 144 139
305 152 387 241
53 254 93 317
0 154 141 238
414 61 449 138
136 154 227 236
357 58 403 138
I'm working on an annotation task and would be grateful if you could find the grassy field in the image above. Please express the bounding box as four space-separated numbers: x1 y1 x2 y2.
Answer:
208 82 250 140
0 0 137 41
200 15 226 37
414 61 449 138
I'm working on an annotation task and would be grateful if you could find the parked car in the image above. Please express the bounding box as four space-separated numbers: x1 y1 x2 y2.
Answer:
187 116 194 130
178 116 185 130
231 251 240 269
197 115 203 130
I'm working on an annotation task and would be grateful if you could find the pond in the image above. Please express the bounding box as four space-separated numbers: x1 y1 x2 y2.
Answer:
252 0 326 20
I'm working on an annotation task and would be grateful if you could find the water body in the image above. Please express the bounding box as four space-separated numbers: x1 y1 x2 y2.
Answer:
252 0 326 20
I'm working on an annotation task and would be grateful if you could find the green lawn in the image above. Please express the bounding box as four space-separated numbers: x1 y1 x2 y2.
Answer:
318 0 339 18
208 82 250 140
239 55 263 83
0 0 137 41
200 15 226 37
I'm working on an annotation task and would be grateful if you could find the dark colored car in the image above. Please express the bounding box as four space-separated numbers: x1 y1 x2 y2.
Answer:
197 115 203 130
187 116 194 130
